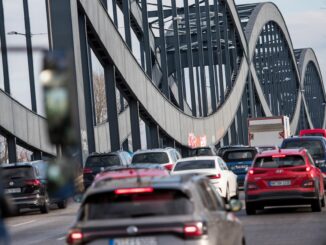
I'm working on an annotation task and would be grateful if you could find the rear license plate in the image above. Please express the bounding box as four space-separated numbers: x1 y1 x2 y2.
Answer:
110 237 157 245
5 188 21 194
269 180 291 187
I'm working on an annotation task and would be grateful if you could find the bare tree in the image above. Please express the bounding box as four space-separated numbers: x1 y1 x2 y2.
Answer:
93 72 108 124
0 138 9 164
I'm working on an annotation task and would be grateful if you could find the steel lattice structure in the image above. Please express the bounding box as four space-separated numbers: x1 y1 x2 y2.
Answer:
0 0 325 160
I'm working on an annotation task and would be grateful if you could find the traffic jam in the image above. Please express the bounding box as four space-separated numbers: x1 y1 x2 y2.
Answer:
3 116 326 244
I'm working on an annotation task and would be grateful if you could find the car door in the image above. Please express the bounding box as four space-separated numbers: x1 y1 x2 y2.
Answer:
219 158 237 197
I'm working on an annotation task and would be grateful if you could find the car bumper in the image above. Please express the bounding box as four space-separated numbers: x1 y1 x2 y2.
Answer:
246 190 318 206
10 194 45 209
236 175 246 187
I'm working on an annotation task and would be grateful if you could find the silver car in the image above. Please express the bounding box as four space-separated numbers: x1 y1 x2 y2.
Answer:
67 175 245 245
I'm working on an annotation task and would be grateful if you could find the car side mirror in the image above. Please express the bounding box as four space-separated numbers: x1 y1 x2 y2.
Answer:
226 199 242 213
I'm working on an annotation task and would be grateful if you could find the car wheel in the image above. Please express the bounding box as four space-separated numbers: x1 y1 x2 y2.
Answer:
245 202 256 215
224 185 230 203
321 195 325 208
242 237 246 245
40 195 49 214
57 200 68 209
311 198 322 212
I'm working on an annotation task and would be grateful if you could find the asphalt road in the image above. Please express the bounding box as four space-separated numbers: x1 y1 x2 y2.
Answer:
4 194 326 245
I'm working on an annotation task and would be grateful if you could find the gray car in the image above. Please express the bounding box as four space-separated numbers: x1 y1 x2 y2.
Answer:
67 175 245 245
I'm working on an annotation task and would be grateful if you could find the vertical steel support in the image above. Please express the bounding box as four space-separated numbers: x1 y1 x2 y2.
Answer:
141 0 152 77
129 100 141 151
33 150 42 160
195 0 208 116
230 120 237 144
222 4 232 94
7 136 17 163
105 64 121 151
23 0 37 112
196 67 203 116
157 0 169 99
0 0 10 93
172 0 184 110
122 0 132 48
237 105 244 144
78 13 96 153
112 0 118 25
184 0 196 116
147 123 159 149
205 0 217 112
100 0 107 9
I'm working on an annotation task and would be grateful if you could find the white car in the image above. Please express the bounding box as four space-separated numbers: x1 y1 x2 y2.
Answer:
171 156 238 201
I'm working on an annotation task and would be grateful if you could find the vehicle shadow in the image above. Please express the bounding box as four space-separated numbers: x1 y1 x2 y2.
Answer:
256 205 313 215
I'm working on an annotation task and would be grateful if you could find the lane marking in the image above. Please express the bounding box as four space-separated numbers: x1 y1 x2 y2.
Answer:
57 236 66 241
10 220 36 227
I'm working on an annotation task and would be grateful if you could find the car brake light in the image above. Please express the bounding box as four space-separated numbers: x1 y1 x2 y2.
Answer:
25 179 41 186
66 230 83 245
249 169 254 175
209 173 221 179
272 154 286 158
164 163 173 171
306 166 311 172
183 222 205 238
83 168 93 174
114 187 154 195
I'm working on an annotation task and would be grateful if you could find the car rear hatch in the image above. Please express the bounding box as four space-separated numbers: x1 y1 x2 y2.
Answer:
223 150 256 175
248 154 310 190
2 165 40 196
69 188 204 244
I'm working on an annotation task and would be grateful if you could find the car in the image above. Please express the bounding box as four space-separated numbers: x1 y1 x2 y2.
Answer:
131 147 182 171
93 165 169 184
281 136 326 187
216 145 247 157
257 145 279 152
299 129 326 138
83 151 131 189
220 147 258 187
1 162 50 214
189 146 217 157
171 156 238 201
67 175 245 245
245 148 325 215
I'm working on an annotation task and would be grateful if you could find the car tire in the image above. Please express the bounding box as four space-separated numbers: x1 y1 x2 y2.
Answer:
40 196 49 214
245 202 256 215
321 195 325 208
57 200 68 209
225 185 230 203
311 198 322 212
242 237 246 245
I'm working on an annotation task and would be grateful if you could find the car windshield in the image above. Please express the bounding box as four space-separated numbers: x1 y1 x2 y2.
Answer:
190 148 214 156
254 155 305 168
174 160 215 171
132 152 169 164
282 140 325 159
83 189 193 220
86 155 121 168
223 150 256 162
2 166 35 181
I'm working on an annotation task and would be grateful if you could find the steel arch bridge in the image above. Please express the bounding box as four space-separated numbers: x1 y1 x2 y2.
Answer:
0 0 325 161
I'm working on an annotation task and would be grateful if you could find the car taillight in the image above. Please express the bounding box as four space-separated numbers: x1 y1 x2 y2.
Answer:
114 187 154 195
183 222 205 238
306 166 311 172
83 168 93 174
164 163 173 171
302 179 315 188
246 182 258 190
25 179 41 186
249 169 254 175
209 173 221 179
66 230 83 245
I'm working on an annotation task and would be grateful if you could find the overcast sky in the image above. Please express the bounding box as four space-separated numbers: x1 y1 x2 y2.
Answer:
235 0 326 83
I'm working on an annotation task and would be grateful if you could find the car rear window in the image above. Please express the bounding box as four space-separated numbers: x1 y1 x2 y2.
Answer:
83 189 193 220
223 150 256 162
254 155 305 168
282 140 325 159
190 148 214 156
302 133 324 137
2 166 36 181
132 152 169 164
174 160 215 171
86 155 121 168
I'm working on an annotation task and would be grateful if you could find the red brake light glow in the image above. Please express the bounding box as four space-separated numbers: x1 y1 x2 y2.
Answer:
249 169 254 175
306 166 311 172
83 168 93 174
183 222 204 237
114 187 154 195
272 154 286 158
66 230 83 244
25 179 41 186
209 173 221 179
164 163 173 171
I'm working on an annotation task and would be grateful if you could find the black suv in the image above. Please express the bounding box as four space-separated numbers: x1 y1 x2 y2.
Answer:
67 175 245 245
189 146 217 157
83 151 131 189
2 162 50 213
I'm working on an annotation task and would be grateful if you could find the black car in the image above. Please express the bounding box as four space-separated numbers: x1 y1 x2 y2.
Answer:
2 162 50 213
216 145 247 157
189 146 217 157
67 175 245 245
83 151 131 189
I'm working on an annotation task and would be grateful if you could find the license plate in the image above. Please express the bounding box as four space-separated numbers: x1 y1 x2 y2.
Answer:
110 237 157 245
5 188 21 194
270 180 291 187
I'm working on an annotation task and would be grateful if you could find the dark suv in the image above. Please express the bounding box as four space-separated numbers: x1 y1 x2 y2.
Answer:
189 146 217 156
67 175 245 245
2 162 50 213
83 151 131 189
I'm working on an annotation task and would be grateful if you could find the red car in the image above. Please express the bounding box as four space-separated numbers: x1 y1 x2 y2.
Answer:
245 148 325 215
93 165 169 185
